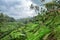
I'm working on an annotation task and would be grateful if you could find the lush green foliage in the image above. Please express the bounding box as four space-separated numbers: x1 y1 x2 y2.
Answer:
0 0 60 40
0 11 60 40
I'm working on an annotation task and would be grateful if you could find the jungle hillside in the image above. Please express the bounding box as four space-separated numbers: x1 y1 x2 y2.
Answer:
0 0 60 40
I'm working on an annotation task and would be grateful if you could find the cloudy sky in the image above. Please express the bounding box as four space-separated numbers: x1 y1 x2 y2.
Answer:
0 0 52 19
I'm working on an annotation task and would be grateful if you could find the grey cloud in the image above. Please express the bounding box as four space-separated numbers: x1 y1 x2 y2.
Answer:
0 0 36 19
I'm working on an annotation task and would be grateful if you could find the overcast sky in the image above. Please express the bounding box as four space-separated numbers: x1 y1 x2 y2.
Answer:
0 0 52 19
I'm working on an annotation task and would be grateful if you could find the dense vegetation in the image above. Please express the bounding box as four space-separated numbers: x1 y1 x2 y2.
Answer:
0 0 60 40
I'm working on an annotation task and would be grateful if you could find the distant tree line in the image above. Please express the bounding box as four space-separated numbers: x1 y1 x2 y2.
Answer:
0 13 15 23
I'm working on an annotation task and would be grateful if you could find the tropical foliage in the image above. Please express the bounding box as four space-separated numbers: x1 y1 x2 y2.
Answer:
0 0 60 40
